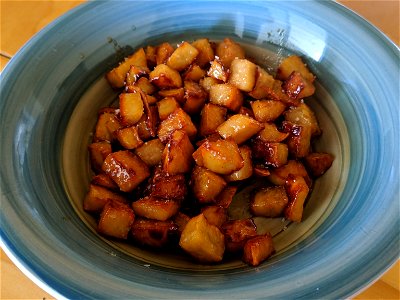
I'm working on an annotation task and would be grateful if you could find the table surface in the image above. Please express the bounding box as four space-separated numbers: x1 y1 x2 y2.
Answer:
1 1 399 299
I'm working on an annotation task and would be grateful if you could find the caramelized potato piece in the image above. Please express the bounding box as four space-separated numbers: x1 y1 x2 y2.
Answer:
304 152 334 177
209 83 243 112
183 64 206 82
238 106 255 118
174 212 191 234
91 173 119 191
93 110 122 143
151 173 187 200
284 175 310 222
284 103 321 136
88 142 112 173
144 45 157 68
135 77 157 95
157 108 197 142
215 185 238 209
158 88 185 104
162 130 195 174
207 58 229 82
132 196 180 221
125 65 149 87
215 38 245 68
199 76 222 93
257 123 289 143
217 114 263 144
250 186 289 218
134 138 165 167
192 138 244 175
132 219 178 247
253 165 271 177
250 100 286 123
243 234 275 266
102 150 150 192
268 160 310 186
179 213 225 263
149 64 182 89
201 206 227 228
229 58 257 92
167 41 199 71
225 146 253 181
182 81 208 115
119 92 144 126
251 139 288 168
248 66 275 99
116 126 143 150
276 55 315 83
191 38 214 68
98 200 135 239
282 71 315 99
157 96 180 121
135 106 158 141
83 184 127 213
155 42 174 65
282 122 312 158
199 103 227 137
191 166 227 204
222 219 257 253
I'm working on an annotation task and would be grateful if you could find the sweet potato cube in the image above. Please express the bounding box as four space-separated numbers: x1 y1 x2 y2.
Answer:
83 184 127 213
248 66 275 99
151 173 187 200
207 58 229 82
191 166 227 203
199 103 227 137
132 196 180 221
209 83 243 112
102 150 150 192
222 219 257 253
251 139 288 168
131 219 178 247
183 64 206 82
157 97 180 121
156 42 174 65
182 81 208 115
282 122 312 158
157 108 197 142
282 71 315 99
192 138 244 175
257 123 289 143
134 138 165 167
191 38 214 67
225 146 253 181
149 64 182 89
199 76 223 93
215 185 238 208
93 110 122 143
268 160 310 186
167 41 199 71
250 100 286 123
217 114 263 144
243 234 275 266
91 173 119 191
179 213 225 263
119 92 144 126
229 59 257 92
162 130 195 174
284 103 321 136
304 152 334 177
88 142 112 173
158 88 185 104
276 55 315 83
215 38 245 68
250 186 289 218
98 200 135 239
284 175 310 222
116 126 143 150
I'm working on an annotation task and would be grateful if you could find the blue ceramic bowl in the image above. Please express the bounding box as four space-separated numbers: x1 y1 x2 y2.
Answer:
1 1 398 299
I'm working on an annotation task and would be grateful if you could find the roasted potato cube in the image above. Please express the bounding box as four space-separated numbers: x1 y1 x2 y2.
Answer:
201 206 227 228
199 103 227 137
284 103 321 136
131 219 178 247
191 166 227 203
135 106 159 141
83 184 127 213
149 64 182 89
145 45 157 68
215 185 238 209
209 83 243 112
215 38 245 68
182 81 208 115
174 212 191 234
162 130 195 174
248 66 275 99
250 100 286 123
91 173 119 191
167 41 199 71
102 150 150 192
222 219 257 253
93 110 122 143
250 186 289 218
199 76 223 93
132 196 180 221
88 141 112 173
106 48 147 88
282 122 312 158
116 126 143 150
262 79 300 106
157 96 180 121
125 65 149 87
158 88 185 104
257 123 289 143
192 138 244 175
282 71 315 99
134 138 165 167
119 92 144 126
135 77 157 95
157 108 197 142
225 146 253 181
276 55 315 83
156 42 174 65
217 114 263 144
229 58 257 92
242 234 275 266
268 160 311 186
207 58 229 82
251 139 288 168
284 175 310 222
179 213 225 263
191 38 214 67
304 152 334 177
183 64 206 82
98 200 135 239
151 173 187 200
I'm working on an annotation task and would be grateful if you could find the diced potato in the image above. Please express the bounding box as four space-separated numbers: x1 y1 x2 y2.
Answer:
191 166 227 203
135 107 158 141
157 97 180 121
119 92 144 126
157 108 197 142
149 64 182 89
106 48 147 88
215 185 238 209
134 138 165 167
209 84 244 112
199 103 227 137
217 114 263 144
242 234 275 266
201 206 227 228
222 219 257 252
182 81 208 115
132 196 180 221
250 100 286 123
167 41 199 71
225 146 253 181
284 103 321 136
125 65 149 87
207 58 229 82
102 150 150 192
183 64 206 82
253 165 271 177
83 184 127 213
135 77 157 95
263 79 299 106
98 200 135 239
257 123 289 143
199 76 223 93
229 58 257 92
250 186 289 218
179 213 225 263
158 88 185 104
276 55 315 83
238 106 255 118
91 173 119 191
151 173 187 200
282 71 315 99
162 130 195 174
215 38 245 68
131 219 178 247
192 138 244 175
145 45 157 68
284 175 310 222
156 42 174 65
93 110 122 143
174 212 191 234
251 139 288 168
304 152 334 177
191 38 214 67
268 160 311 186
282 122 312 158
248 66 275 99
116 126 143 150
88 142 112 173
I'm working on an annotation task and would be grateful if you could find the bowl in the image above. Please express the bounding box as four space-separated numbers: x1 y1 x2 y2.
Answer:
1 1 398 299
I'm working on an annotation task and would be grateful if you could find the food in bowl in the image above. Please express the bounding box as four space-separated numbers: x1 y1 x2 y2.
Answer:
83 37 333 266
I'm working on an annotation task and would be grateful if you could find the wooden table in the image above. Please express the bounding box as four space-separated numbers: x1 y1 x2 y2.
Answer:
1 1 399 299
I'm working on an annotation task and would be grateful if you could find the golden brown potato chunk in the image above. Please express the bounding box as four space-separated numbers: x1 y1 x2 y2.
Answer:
132 197 180 221
157 96 180 121
83 184 127 213
167 41 199 71
191 38 214 68
155 42 174 65
157 108 197 142
134 138 164 167
251 139 288 168
250 186 289 218
276 55 315 83
229 58 257 92
119 92 144 126
174 212 191 234
242 234 275 266
207 58 229 82
250 100 286 123
88 142 112 173
215 38 245 68
304 152 334 177
201 206 227 228
215 185 238 209
225 146 253 182
135 106 159 141
150 173 187 200
282 71 315 99
98 200 135 239
222 219 257 253
149 64 183 89
284 175 310 222
248 66 275 99
116 126 143 150
199 76 223 93
131 218 178 247
158 87 185 104
282 122 312 158
91 173 119 191
191 166 227 204
182 81 208 115
284 103 321 136
209 83 243 112
93 110 122 143
183 64 206 82
125 65 149 87
179 213 225 263
134 77 157 95
267 160 311 186
199 103 227 137
162 130 195 174
257 123 289 143
217 114 263 144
